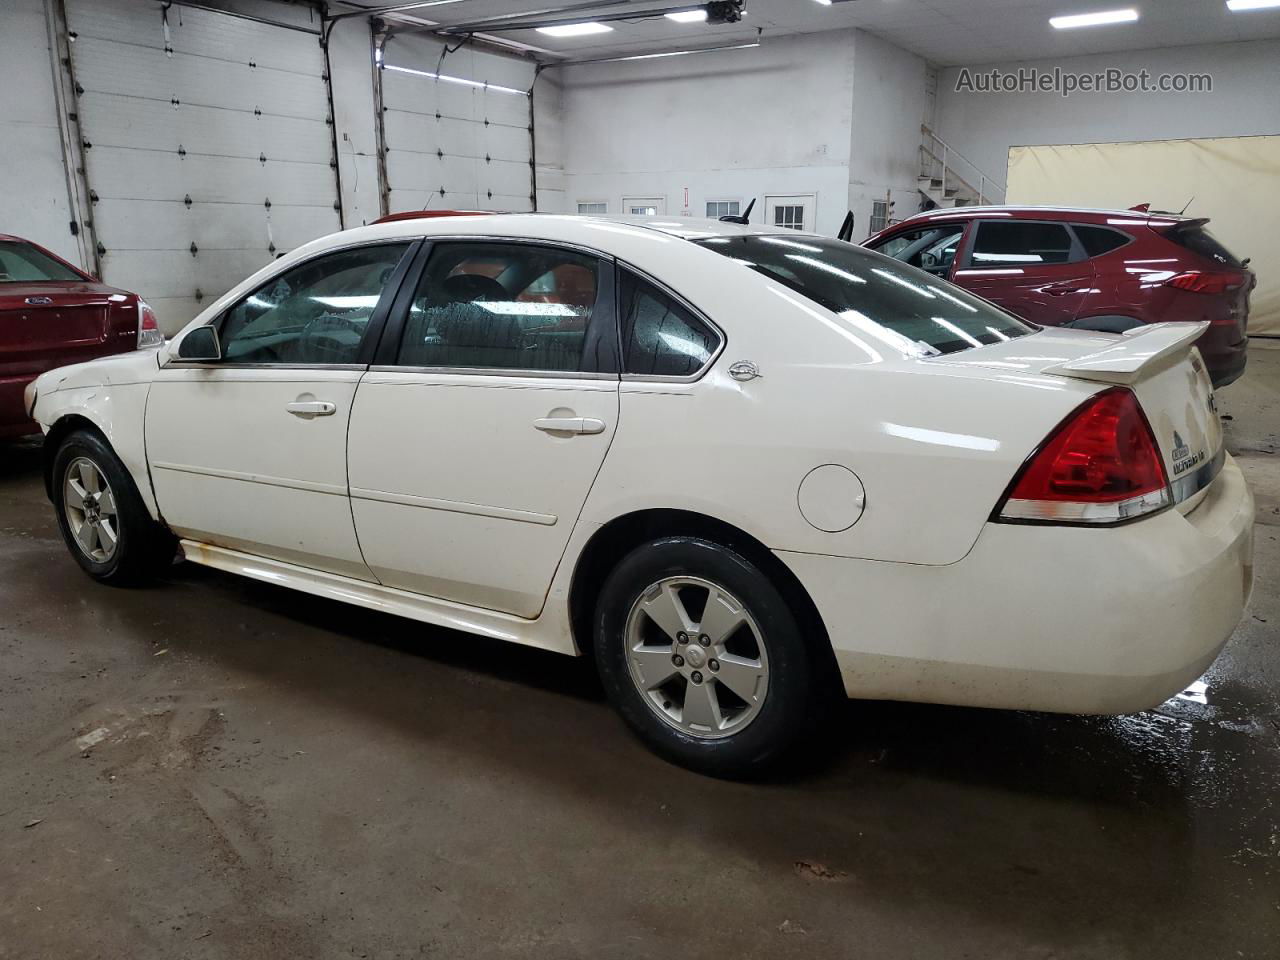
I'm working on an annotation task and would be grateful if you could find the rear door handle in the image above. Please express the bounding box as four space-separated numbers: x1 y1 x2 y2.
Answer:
534 417 607 435
285 400 337 418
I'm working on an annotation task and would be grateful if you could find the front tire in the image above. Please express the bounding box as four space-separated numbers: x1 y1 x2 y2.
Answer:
594 537 821 778
51 430 174 585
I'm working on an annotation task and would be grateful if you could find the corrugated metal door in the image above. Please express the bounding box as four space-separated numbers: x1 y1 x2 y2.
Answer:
380 33 534 215
63 0 340 332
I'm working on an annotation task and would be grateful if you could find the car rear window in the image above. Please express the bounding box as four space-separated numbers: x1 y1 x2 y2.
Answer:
1167 223 1242 268
0 241 84 282
697 235 1034 355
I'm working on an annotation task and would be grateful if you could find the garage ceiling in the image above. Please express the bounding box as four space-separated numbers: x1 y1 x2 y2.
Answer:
346 0 1280 66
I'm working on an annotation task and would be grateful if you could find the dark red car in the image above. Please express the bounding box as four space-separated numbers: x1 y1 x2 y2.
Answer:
863 206 1256 387
0 235 162 440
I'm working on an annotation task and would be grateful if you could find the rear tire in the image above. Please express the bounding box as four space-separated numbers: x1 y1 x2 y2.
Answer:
594 536 822 778
51 430 175 585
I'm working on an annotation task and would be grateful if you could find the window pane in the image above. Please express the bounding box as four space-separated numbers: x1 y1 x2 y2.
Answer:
218 243 410 365
697 235 1032 355
620 271 719 377
0 241 83 282
872 226 964 275
971 221 1074 266
1075 225 1131 258
774 205 805 231
397 243 600 372
578 202 607 215
707 200 740 219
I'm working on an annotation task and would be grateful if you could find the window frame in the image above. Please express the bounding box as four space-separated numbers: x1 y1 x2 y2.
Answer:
705 199 742 220
370 236 621 381
959 218 1087 270
165 239 422 371
615 262 726 385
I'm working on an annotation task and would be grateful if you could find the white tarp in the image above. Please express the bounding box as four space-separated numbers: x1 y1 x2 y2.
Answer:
1007 136 1279 337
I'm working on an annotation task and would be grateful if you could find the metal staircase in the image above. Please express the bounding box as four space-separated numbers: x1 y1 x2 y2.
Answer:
918 125 1005 209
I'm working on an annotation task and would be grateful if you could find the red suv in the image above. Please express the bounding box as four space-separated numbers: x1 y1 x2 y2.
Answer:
864 206 1256 387
1 235 162 440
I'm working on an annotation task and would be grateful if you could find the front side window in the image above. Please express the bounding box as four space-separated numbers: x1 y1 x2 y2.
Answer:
620 270 720 378
872 224 965 277
217 243 410 365
397 242 604 373
698 235 1033 356
970 221 1075 267
0 241 84 283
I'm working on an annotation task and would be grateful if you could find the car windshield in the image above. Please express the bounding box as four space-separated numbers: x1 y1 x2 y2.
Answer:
696 235 1034 355
0 241 84 283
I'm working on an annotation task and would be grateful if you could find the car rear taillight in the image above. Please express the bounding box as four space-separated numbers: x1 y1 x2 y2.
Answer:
1165 271 1244 295
137 300 163 349
995 388 1170 525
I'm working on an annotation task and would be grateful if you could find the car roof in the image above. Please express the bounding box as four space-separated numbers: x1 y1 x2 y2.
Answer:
892 205 1186 229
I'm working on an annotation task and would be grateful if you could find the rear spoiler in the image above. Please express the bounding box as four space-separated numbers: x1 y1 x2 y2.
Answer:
1042 322 1209 385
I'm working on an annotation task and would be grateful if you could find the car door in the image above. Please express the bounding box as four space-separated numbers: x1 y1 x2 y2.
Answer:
145 241 416 579
951 219 1094 326
347 239 620 619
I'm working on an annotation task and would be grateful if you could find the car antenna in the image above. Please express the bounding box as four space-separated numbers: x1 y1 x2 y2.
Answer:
719 198 755 225
1177 196 1195 215
837 210 855 243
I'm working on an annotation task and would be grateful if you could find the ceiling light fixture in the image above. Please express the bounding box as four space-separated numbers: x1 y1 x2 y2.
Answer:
666 9 709 22
536 21 613 37
1049 8 1139 28
1226 0 1280 10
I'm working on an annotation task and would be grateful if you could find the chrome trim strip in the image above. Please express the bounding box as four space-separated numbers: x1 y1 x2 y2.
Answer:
350 487 557 525
366 364 617 382
151 462 347 497
1170 446 1226 505
162 362 369 372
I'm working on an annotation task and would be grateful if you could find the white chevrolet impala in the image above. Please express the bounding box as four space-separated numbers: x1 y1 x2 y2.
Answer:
25 214 1254 776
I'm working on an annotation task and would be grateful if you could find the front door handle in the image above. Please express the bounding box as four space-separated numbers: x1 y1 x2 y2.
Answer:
534 417 607 435
285 400 337 418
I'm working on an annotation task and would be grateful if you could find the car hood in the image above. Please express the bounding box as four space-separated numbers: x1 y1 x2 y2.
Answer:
33 348 162 394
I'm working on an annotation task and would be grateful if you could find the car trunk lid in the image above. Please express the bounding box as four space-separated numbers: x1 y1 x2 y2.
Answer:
0 284 132 373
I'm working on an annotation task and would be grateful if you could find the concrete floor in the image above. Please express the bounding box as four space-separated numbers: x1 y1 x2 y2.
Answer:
1 347 1278 960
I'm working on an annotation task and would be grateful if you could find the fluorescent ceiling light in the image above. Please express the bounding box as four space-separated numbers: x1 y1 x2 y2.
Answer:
596 41 759 62
1226 0 1280 10
537 21 613 37
814 0 833 5
666 9 709 22
1049 8 1138 28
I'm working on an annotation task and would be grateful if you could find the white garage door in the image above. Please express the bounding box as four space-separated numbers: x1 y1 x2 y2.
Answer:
64 0 341 332
380 33 534 214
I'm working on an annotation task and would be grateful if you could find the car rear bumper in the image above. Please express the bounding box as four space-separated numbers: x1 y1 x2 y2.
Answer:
778 455 1255 714
1196 324 1248 388
0 372 39 439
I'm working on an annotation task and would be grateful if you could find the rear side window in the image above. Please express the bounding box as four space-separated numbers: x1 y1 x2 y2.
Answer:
398 242 606 373
970 221 1075 266
620 270 721 378
1074 225 1131 258
698 235 1032 356
0 241 83 282
1168 224 1242 267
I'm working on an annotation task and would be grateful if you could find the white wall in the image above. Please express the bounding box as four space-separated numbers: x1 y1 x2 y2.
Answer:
935 39 1280 193
532 69 567 213
549 30 858 235
848 30 930 237
0 0 81 265
328 16 382 229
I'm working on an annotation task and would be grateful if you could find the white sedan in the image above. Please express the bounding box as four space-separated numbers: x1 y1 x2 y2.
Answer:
25 214 1254 777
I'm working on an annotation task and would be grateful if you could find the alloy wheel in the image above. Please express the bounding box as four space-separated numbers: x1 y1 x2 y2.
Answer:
624 576 770 739
63 457 119 563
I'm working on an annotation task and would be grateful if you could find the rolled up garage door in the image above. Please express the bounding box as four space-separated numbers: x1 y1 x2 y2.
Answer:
379 32 534 215
63 0 342 333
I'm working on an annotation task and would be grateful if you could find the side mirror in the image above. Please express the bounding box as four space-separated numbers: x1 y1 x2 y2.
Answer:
176 325 221 361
